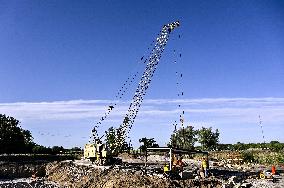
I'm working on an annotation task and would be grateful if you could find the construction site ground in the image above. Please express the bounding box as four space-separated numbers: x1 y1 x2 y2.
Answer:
44 153 284 188
1 153 284 188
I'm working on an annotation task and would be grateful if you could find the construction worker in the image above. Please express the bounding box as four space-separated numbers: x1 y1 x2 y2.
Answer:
199 160 205 179
172 154 178 171
164 163 170 173
177 156 184 172
202 157 208 178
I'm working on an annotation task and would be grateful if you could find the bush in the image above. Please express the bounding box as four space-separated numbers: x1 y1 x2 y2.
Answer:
241 152 256 163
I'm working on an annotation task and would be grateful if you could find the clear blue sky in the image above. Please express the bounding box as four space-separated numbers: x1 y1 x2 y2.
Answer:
0 0 283 148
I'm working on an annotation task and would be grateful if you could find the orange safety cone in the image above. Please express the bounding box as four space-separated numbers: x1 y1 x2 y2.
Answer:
272 165 276 175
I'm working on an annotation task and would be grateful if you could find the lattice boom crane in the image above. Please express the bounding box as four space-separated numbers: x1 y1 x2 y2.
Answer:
85 21 180 163
113 21 180 153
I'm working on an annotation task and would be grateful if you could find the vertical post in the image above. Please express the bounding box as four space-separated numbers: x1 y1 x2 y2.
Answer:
144 149 147 174
169 148 172 171
206 152 209 169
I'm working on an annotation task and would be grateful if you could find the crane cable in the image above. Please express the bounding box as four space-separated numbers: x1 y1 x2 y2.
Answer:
172 33 185 148
89 36 157 143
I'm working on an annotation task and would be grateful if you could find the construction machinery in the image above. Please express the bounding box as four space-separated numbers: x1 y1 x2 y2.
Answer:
84 21 180 165
258 169 281 182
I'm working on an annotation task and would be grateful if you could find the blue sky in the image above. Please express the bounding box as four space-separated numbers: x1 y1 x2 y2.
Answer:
0 0 283 148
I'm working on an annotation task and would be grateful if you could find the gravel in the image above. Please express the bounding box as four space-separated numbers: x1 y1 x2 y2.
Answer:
0 178 59 188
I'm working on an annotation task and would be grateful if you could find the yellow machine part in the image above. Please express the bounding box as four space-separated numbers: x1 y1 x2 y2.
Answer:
84 144 96 158
102 150 107 158
259 172 266 179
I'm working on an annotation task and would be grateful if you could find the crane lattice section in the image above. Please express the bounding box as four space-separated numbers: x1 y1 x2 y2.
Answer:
113 21 180 152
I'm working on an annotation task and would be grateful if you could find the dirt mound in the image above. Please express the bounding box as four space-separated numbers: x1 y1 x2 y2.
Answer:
91 170 171 188
46 161 223 188
118 152 136 160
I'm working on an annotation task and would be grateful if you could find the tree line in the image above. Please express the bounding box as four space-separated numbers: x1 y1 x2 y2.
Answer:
103 125 220 152
0 114 81 154
135 126 283 152
1 114 283 154
216 141 284 152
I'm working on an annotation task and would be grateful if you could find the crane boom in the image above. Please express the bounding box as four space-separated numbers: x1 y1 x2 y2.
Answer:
113 21 180 153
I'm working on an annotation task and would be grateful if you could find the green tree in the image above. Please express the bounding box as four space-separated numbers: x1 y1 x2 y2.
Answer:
71 147 82 152
234 142 247 151
51 146 65 154
168 126 197 150
269 141 284 151
0 114 34 153
139 137 159 152
105 126 131 154
105 127 118 152
32 145 52 154
120 141 132 152
217 144 234 151
197 127 219 151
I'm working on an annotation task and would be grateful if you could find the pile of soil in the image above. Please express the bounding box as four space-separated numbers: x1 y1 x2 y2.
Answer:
46 161 222 188
118 153 136 160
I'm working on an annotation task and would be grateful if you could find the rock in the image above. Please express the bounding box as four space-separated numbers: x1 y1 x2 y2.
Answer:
234 182 241 188
240 182 252 188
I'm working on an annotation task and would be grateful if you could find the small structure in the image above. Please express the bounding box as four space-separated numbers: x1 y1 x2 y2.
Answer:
145 147 208 172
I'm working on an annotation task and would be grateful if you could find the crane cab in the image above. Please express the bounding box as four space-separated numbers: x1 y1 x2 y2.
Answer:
84 143 96 159
84 142 110 165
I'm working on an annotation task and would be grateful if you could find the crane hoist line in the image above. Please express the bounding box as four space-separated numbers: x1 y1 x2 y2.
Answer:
84 21 180 164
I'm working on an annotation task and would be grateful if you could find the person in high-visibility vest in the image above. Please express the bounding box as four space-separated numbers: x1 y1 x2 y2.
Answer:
164 164 170 173
202 157 208 178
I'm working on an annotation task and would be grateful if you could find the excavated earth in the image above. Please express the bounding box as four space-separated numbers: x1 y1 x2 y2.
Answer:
46 161 222 188
1 158 283 188
45 160 284 188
